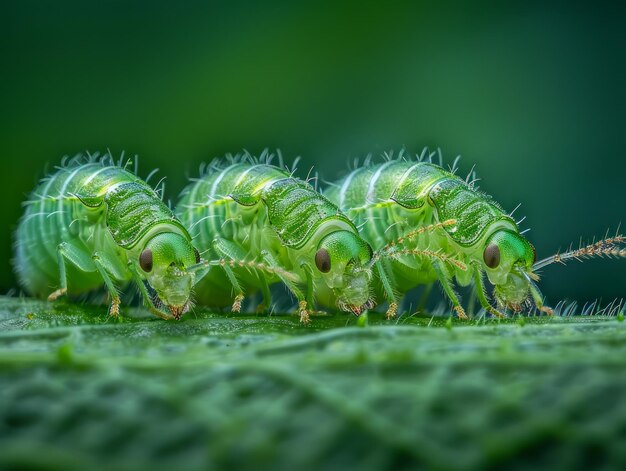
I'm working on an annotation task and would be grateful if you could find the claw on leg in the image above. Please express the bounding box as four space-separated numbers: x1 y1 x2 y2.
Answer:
149 307 174 321
454 305 468 320
48 288 67 302
231 294 244 313
298 300 310 324
386 302 398 320
108 297 121 317
539 306 554 316
488 307 506 319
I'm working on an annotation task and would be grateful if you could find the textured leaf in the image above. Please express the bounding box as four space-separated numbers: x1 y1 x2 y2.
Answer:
0 297 624 470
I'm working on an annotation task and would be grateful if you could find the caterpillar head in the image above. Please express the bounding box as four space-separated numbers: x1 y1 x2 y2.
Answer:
137 232 201 319
314 231 375 315
481 229 540 312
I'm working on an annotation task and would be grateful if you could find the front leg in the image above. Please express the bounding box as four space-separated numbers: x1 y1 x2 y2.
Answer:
92 252 124 317
49 242 125 318
261 251 308 323
471 264 506 318
433 261 468 320
528 281 554 316
375 259 399 320
298 263 317 325
212 237 247 313
49 241 97 301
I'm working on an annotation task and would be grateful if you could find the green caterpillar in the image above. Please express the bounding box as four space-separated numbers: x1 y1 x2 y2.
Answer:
175 151 374 323
324 149 626 318
13 153 203 320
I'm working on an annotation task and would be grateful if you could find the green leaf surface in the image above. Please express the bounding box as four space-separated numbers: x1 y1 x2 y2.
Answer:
0 297 624 470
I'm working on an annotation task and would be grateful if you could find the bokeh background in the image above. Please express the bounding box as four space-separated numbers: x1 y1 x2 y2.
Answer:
2 0 625 305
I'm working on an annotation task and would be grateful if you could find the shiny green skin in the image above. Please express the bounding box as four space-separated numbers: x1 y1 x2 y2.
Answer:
325 160 537 312
176 161 373 311
14 157 198 317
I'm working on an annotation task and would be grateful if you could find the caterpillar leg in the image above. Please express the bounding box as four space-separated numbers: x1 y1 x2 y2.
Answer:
472 266 506 318
261 250 308 323
298 264 318 324
433 261 467 320
379 246 467 319
222 265 245 313
92 252 125 317
528 283 554 316
212 238 247 312
301 264 315 307
374 260 399 320
48 242 97 301
298 300 310 325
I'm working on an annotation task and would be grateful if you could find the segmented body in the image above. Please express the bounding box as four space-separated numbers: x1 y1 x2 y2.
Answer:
14 154 197 319
325 154 527 317
176 154 373 320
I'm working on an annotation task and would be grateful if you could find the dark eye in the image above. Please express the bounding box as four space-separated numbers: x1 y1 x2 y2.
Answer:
194 247 201 263
315 248 331 273
530 244 537 264
139 249 153 272
483 244 500 269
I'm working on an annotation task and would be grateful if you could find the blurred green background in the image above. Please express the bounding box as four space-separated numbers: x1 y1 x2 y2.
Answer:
2 0 624 304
